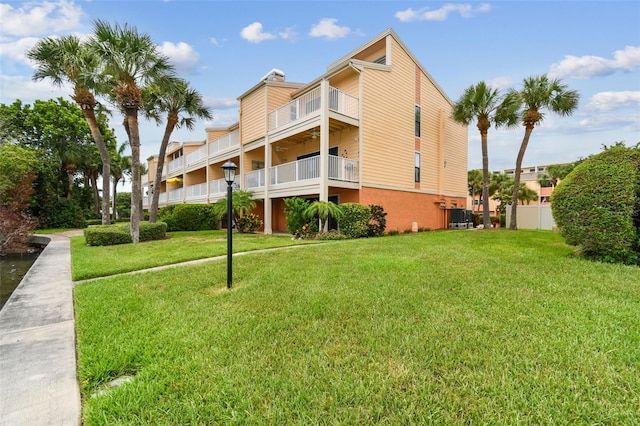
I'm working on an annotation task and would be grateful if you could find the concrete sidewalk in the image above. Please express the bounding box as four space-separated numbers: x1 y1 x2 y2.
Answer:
0 234 81 426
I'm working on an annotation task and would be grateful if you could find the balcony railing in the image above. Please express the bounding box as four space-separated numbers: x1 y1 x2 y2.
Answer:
209 177 240 195
185 145 207 167
268 86 358 131
209 130 239 156
167 156 184 174
186 182 207 198
168 187 183 202
329 155 359 182
245 169 266 189
245 155 358 188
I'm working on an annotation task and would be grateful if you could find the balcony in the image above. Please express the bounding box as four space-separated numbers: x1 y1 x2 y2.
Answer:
245 155 358 190
209 177 240 195
268 86 358 132
167 156 184 174
209 130 239 156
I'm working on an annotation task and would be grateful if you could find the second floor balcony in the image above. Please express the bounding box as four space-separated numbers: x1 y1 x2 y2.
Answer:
245 155 359 190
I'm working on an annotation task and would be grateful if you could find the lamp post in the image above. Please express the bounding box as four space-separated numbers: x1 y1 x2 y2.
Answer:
222 160 238 289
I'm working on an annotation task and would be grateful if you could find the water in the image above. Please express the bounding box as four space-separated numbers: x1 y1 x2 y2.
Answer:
0 252 40 310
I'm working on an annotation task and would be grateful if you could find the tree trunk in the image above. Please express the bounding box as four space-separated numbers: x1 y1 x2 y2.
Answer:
81 107 111 225
480 133 491 228
126 108 141 243
112 177 119 223
90 172 100 217
510 127 534 230
149 115 178 223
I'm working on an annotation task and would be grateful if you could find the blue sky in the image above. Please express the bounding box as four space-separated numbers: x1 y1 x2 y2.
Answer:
1 0 639 179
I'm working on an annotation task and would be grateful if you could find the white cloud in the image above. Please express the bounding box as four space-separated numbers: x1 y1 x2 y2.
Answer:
0 0 84 37
395 3 491 22
240 22 276 43
209 37 219 46
486 76 514 91
278 27 298 41
0 36 42 65
585 91 640 112
309 18 350 39
549 46 640 79
0 74 72 104
158 41 200 74
203 96 238 110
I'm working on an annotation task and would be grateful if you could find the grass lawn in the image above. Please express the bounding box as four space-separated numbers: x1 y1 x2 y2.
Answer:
73 230 640 424
71 230 318 281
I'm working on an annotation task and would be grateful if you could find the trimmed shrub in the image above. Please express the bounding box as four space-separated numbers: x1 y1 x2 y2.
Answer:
158 204 220 232
367 204 387 237
315 230 347 240
236 213 263 233
340 203 370 238
136 221 168 242
84 224 131 246
551 145 640 265
84 221 167 246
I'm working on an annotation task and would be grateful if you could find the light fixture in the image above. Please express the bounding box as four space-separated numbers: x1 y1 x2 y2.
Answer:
221 160 238 289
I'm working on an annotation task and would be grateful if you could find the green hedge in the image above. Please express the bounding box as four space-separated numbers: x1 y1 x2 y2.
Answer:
158 204 220 232
340 203 371 238
551 145 640 265
84 222 167 246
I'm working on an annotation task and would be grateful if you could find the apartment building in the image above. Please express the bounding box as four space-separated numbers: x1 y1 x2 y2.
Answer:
141 28 468 233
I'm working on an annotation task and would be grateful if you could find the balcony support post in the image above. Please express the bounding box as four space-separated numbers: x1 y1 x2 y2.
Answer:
264 136 273 234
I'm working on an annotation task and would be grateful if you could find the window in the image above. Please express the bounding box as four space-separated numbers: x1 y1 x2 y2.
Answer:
415 105 421 137
415 152 421 183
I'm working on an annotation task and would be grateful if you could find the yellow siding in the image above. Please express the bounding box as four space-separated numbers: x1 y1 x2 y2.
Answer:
361 39 415 187
266 85 297 115
240 87 267 145
329 69 359 97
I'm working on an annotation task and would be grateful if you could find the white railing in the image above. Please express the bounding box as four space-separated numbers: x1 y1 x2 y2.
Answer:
329 87 359 118
328 155 359 182
209 130 239 156
245 169 266 189
168 187 183 201
167 156 184 174
269 87 321 130
271 156 319 185
268 86 359 131
186 182 208 198
209 177 239 195
185 145 208 166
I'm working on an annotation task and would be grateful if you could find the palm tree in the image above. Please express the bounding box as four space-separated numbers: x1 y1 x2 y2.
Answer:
467 169 483 212
89 20 176 242
111 142 132 222
213 189 257 228
452 82 520 228
517 183 539 205
508 75 579 230
144 78 213 222
28 35 113 225
304 200 344 233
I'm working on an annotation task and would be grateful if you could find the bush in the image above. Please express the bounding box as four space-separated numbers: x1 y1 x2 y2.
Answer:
84 222 167 246
367 204 387 237
499 214 506 228
284 197 310 236
136 221 168 242
236 213 263 233
158 204 220 232
551 145 640 265
84 224 131 246
40 198 86 229
340 203 370 238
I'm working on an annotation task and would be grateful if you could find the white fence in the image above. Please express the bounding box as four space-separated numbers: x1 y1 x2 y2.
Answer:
506 205 556 230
